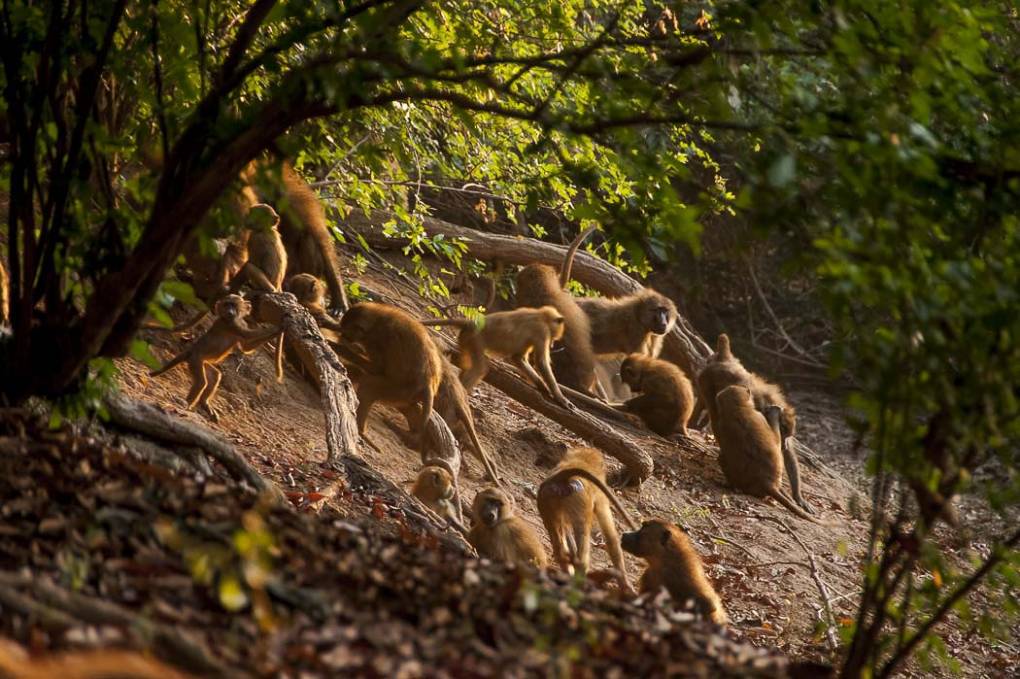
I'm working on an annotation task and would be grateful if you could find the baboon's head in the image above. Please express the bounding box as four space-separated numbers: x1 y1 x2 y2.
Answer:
621 519 678 559
285 273 325 306
641 292 677 335
619 354 643 388
337 303 379 341
214 294 251 321
540 306 567 342
247 203 281 232
472 487 513 527
415 466 454 503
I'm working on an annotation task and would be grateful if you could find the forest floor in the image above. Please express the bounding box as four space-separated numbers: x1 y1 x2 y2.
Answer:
2 242 1016 677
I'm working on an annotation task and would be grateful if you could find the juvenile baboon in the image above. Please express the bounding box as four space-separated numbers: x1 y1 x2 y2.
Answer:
285 273 343 332
537 447 637 586
230 203 287 292
697 333 808 511
423 306 571 407
243 159 349 312
617 354 695 437
515 227 599 396
713 385 819 522
412 462 469 534
149 295 281 421
338 302 442 450
577 289 677 357
468 487 549 570
621 519 727 624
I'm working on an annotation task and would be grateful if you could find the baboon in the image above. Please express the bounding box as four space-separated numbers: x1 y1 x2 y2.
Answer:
338 302 442 450
617 354 695 437
577 289 677 357
537 447 637 588
621 519 727 624
423 306 571 407
412 462 469 535
697 333 808 511
149 295 281 421
285 273 343 335
229 203 287 292
713 385 819 522
468 487 549 570
515 227 599 396
243 159 349 312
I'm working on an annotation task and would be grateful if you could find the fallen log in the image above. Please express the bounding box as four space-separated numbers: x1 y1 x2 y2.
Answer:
344 210 712 375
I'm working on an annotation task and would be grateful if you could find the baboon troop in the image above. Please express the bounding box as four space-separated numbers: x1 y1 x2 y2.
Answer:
138 175 832 629
622 520 727 624
617 354 695 436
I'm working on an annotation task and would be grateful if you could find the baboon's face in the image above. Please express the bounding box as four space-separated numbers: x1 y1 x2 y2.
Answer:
338 304 372 340
425 467 454 500
473 489 510 527
619 357 638 387
645 299 675 335
247 203 281 232
549 315 566 342
286 274 324 305
215 295 250 320
621 519 672 557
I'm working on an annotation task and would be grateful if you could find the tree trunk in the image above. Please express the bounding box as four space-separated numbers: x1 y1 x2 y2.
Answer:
344 210 712 375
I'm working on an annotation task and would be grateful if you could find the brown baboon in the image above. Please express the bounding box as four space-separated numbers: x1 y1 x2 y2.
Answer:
230 203 287 292
617 354 695 437
537 447 637 588
243 160 349 312
621 520 727 624
713 385 820 522
577 289 677 357
697 333 808 511
412 462 469 534
468 487 549 570
338 302 442 450
423 306 570 407
285 273 343 337
515 227 599 396
149 295 281 421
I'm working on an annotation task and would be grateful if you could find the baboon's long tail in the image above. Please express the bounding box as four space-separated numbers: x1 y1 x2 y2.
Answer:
768 490 830 524
149 351 188 377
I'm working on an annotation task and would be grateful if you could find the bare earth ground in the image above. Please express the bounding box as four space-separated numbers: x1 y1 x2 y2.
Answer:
113 252 1016 677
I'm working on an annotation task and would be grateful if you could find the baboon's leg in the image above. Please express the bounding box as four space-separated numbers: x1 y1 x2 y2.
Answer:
459 341 489 392
573 506 594 573
185 360 209 409
198 365 224 419
595 498 627 574
532 342 572 408
511 353 551 395
782 439 814 513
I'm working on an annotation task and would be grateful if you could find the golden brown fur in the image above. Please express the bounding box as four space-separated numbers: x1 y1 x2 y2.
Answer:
0 255 8 326
285 273 343 337
469 487 548 569
697 333 808 511
149 295 280 420
243 160 349 311
537 447 636 586
577 289 677 357
618 354 695 436
230 203 287 292
412 463 468 534
713 385 818 521
424 306 569 407
0 644 193 679
621 520 727 624
515 229 598 396
338 302 443 450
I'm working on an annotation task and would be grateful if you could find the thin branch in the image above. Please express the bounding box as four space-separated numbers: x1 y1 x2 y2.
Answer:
879 527 1020 678
150 0 169 162
744 255 824 366
215 0 278 85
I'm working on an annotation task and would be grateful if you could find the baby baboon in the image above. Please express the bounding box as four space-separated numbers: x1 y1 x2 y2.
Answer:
412 463 467 532
285 273 343 335
230 203 287 292
713 385 819 522
149 295 281 421
423 306 571 407
468 487 549 570
697 333 808 511
515 227 599 396
244 160 349 312
621 519 727 624
537 447 637 585
577 289 677 357
338 302 442 450
617 354 695 437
